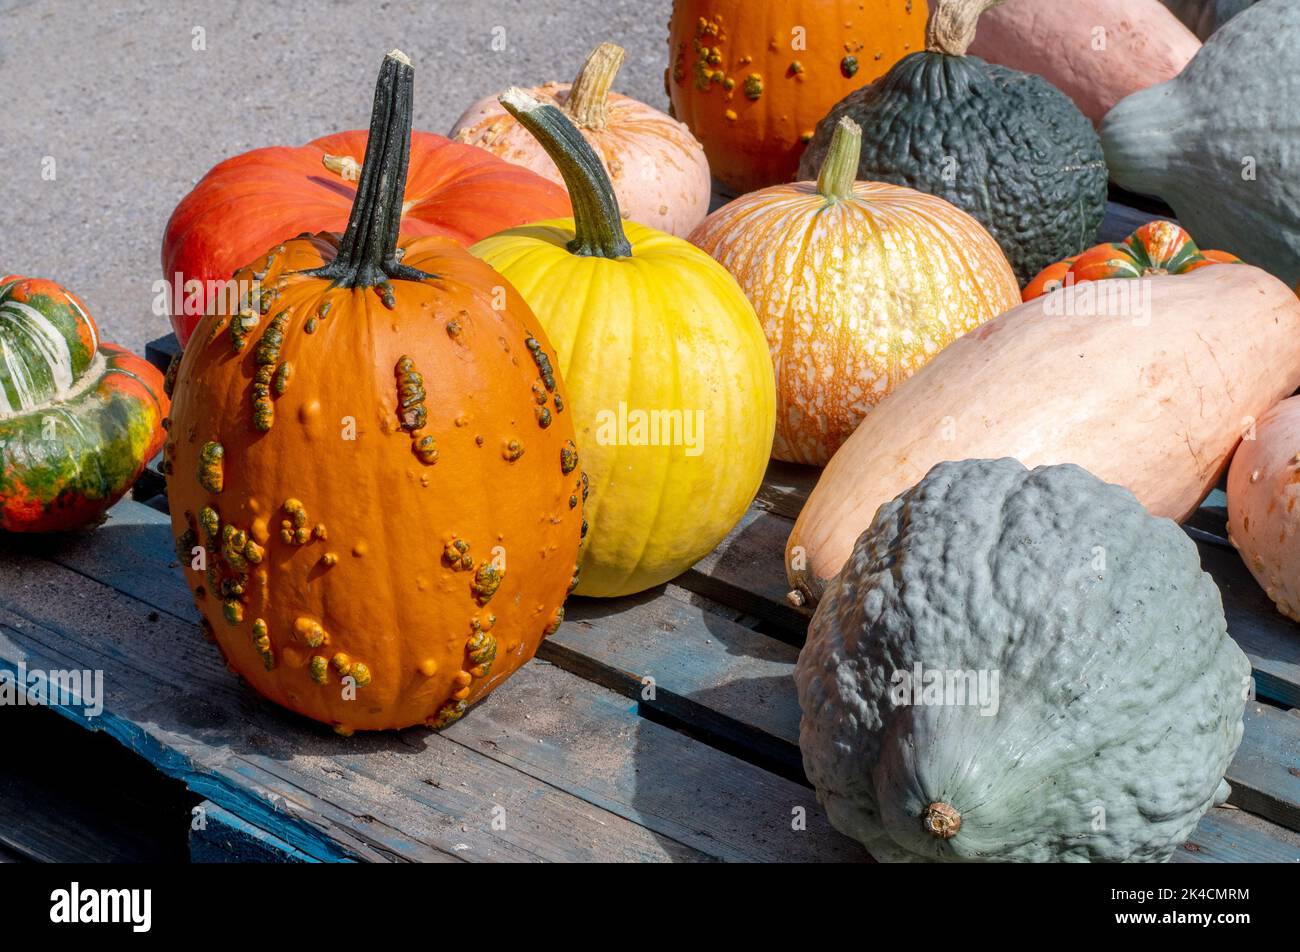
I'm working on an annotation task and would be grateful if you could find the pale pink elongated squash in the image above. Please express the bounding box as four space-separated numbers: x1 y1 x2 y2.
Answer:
1226 396 1300 622
787 265 1300 604
968 0 1200 125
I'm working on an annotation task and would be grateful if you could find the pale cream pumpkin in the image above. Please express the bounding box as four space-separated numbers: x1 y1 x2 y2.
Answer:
451 42 711 238
688 118 1020 465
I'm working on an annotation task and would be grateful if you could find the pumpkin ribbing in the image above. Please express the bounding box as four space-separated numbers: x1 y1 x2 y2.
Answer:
450 42 710 238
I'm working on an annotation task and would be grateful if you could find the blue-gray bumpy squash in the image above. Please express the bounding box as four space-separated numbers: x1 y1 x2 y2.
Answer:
795 458 1250 862
1101 0 1300 285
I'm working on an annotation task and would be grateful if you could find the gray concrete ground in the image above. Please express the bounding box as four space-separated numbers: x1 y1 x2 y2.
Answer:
0 0 673 353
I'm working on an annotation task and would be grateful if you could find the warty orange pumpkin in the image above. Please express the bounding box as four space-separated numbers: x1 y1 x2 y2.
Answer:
688 117 1021 465
666 0 926 194
451 42 711 238
164 51 584 733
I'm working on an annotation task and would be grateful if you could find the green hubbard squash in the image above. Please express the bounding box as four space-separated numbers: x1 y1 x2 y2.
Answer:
797 0 1108 285
796 458 1249 862
786 265 1300 605
1101 0 1300 286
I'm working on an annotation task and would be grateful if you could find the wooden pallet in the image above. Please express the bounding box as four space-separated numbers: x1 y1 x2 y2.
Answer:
0 200 1296 863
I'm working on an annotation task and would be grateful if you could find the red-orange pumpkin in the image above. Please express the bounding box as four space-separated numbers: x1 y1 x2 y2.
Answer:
1022 220 1242 301
162 125 570 347
164 52 584 733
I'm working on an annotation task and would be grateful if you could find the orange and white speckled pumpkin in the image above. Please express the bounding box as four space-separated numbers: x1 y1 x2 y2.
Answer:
451 42 711 238
688 118 1021 465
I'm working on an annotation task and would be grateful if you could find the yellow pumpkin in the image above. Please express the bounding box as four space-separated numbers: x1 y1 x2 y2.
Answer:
472 89 775 598
689 118 1021 465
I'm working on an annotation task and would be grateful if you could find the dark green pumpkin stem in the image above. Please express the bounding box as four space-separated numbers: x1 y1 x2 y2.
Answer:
310 50 433 293
817 117 862 202
499 86 632 260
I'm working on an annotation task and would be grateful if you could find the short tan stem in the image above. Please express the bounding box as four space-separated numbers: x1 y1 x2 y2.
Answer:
563 42 625 129
921 802 962 839
926 0 1005 56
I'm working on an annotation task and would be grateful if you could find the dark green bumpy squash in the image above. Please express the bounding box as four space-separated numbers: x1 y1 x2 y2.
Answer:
797 0 1108 285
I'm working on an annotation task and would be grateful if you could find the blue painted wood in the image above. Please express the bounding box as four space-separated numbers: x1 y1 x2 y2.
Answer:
190 800 322 863
1172 808 1300 863
1227 703 1300 831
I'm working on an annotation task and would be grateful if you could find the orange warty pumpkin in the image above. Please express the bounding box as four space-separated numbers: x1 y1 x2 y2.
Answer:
666 0 925 194
688 118 1021 465
162 115 570 347
164 52 584 733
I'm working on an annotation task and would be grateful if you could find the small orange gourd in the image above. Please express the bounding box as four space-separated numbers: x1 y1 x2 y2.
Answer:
164 52 583 733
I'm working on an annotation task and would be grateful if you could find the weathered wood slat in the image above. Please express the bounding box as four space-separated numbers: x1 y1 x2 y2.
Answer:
1227 703 1300 832
1198 544 1300 710
543 590 804 779
559 590 1300 838
15 489 1300 856
1172 808 1300 863
681 479 1300 713
441 661 865 862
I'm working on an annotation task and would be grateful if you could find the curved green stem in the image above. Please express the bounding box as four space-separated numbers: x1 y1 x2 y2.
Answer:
499 87 632 260
816 117 862 202
310 50 434 292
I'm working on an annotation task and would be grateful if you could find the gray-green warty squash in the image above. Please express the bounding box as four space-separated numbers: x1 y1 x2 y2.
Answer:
795 458 1250 862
